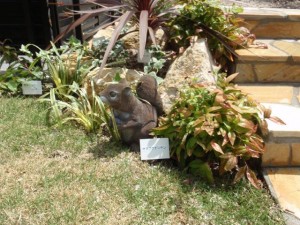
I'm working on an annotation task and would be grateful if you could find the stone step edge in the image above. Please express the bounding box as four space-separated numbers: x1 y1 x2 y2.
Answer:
238 7 300 21
263 142 300 167
263 103 300 139
235 39 300 62
237 85 300 105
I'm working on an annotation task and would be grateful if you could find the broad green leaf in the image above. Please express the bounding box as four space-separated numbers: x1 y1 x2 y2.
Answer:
189 160 214 184
186 137 197 156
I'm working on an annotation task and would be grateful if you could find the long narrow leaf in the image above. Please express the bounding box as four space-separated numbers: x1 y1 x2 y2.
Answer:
50 13 92 48
100 10 134 70
148 27 157 46
72 5 124 14
139 10 149 60
87 0 123 6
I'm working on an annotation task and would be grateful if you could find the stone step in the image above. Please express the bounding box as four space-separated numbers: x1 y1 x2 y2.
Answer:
234 39 300 83
238 7 300 39
237 85 300 167
262 103 300 167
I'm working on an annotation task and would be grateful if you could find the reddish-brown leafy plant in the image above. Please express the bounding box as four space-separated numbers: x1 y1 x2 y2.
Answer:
152 73 285 188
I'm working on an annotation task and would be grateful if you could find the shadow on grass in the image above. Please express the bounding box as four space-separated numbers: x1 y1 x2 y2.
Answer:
87 135 130 159
88 135 266 190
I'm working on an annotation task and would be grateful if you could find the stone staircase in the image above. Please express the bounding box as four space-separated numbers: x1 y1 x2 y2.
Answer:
233 7 300 225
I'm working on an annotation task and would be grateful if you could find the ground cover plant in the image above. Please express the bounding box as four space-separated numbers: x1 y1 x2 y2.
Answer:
0 97 285 224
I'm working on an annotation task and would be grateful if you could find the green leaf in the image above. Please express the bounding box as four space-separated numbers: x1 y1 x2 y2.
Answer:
189 160 214 184
6 80 18 92
186 137 197 156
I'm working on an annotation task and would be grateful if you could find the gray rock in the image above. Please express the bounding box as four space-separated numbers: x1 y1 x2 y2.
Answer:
158 38 218 113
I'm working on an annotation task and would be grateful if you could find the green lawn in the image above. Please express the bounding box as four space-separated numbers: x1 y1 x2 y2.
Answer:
0 97 284 225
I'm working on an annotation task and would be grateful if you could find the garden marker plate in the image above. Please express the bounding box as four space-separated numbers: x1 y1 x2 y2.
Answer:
22 80 42 95
140 138 170 160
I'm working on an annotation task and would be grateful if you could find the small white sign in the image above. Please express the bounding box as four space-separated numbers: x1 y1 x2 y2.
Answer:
22 80 43 95
140 138 170 160
137 50 151 64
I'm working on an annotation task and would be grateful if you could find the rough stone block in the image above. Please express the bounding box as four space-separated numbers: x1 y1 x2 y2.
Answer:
262 143 290 166
239 20 260 31
291 144 300 166
235 64 256 82
255 63 300 82
251 21 300 39
238 86 293 104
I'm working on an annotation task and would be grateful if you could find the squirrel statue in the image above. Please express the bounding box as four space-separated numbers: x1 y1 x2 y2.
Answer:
100 75 164 150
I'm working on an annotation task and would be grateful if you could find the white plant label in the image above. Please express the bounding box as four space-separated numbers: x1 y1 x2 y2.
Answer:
140 138 170 160
22 80 42 95
137 50 151 64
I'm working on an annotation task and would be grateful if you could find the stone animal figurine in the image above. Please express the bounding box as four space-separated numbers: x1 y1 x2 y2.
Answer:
100 75 163 150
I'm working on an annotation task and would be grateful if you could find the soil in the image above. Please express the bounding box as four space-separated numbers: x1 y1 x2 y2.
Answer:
220 0 300 9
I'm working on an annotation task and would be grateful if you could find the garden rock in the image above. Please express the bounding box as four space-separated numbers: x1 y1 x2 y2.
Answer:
93 26 114 40
158 38 218 113
121 30 139 50
121 27 167 50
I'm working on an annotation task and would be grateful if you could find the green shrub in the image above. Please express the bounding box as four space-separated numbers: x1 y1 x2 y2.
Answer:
167 0 244 70
0 40 44 95
152 73 284 188
39 81 120 141
0 37 95 95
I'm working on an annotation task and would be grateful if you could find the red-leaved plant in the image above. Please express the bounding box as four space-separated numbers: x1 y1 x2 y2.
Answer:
152 73 285 188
